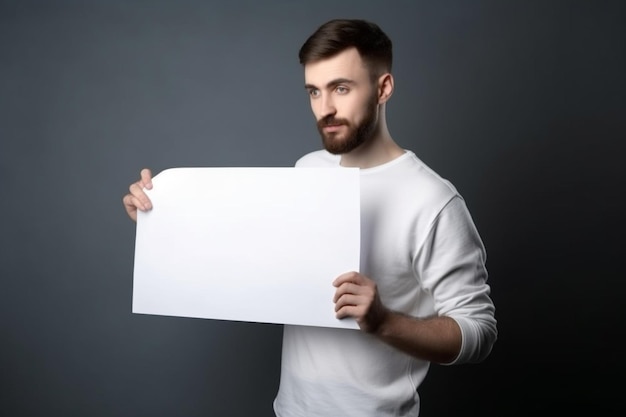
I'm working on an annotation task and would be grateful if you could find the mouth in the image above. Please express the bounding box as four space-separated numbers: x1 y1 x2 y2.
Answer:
318 116 348 134
323 124 344 133
321 121 346 133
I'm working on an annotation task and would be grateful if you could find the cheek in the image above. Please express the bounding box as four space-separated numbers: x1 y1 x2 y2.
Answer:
346 100 369 123
310 99 323 119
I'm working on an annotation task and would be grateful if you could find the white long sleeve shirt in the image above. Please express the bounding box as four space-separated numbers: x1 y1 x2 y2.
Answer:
273 150 497 417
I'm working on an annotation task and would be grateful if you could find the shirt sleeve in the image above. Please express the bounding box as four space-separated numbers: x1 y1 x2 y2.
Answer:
414 195 498 364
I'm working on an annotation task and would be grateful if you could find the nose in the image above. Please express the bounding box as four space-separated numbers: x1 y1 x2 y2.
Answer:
318 94 336 119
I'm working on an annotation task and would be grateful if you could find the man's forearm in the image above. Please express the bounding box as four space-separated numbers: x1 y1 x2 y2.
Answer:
374 312 462 364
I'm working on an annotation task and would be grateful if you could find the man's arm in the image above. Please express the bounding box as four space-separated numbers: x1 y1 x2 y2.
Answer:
334 196 497 365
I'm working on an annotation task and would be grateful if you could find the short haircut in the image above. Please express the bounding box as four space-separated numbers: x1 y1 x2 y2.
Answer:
299 19 393 78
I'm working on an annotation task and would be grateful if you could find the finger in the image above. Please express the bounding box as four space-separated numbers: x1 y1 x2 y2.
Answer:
140 168 153 190
129 182 152 210
333 282 361 302
123 193 143 213
335 304 365 320
122 194 139 222
333 271 361 287
334 293 362 312
122 194 133 211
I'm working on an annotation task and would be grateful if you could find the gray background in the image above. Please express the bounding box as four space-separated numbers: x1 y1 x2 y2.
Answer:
1 0 624 415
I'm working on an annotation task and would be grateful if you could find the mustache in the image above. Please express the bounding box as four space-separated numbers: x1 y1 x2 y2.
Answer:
317 116 349 128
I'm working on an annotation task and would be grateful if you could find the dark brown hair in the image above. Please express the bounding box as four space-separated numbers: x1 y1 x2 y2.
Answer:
298 19 393 77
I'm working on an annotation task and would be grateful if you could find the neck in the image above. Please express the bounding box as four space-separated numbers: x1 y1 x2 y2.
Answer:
339 112 404 169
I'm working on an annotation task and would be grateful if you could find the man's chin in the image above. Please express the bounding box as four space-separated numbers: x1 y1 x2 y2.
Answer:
325 147 344 155
322 136 348 154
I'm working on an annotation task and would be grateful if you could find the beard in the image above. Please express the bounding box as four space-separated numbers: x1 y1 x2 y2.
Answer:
316 94 379 155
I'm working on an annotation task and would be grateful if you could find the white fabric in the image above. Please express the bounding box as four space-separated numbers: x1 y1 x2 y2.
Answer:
273 150 497 417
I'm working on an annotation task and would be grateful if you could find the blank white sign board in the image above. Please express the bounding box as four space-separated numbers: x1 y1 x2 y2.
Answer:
132 167 360 329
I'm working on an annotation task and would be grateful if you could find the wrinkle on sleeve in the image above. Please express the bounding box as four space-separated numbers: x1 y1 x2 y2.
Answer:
414 196 498 364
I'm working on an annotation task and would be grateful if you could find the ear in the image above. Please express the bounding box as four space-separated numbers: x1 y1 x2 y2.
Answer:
377 73 394 104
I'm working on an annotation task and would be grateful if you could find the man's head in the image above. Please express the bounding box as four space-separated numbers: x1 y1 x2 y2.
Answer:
300 19 394 155
299 19 392 80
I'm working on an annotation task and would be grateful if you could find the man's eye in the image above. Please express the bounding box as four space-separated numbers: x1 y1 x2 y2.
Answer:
309 89 320 98
336 86 349 94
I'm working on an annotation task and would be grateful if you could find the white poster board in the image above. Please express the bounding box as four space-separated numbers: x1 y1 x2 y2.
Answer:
132 167 360 329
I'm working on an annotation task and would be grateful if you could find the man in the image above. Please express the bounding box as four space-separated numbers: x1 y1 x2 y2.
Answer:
123 19 497 417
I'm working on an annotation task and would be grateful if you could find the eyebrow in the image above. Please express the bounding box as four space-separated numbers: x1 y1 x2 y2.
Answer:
304 78 357 90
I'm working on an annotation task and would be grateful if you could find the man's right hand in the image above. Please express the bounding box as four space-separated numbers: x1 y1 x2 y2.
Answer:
122 168 154 222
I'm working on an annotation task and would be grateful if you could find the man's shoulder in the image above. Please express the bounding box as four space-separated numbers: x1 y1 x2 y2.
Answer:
294 150 341 167
396 151 462 207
